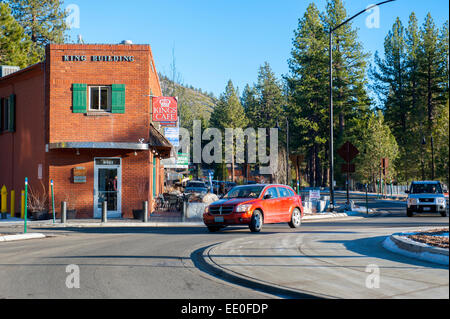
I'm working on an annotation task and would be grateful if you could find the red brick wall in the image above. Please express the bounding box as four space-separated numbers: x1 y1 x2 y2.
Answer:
47 44 162 144
0 64 46 214
1 44 165 218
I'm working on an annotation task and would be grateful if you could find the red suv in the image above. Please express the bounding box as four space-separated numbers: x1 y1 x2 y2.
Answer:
203 184 303 232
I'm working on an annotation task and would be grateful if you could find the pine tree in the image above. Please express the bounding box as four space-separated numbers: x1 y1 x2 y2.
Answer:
210 80 248 181
6 0 68 60
287 2 328 187
353 111 399 190
417 13 447 180
0 2 35 67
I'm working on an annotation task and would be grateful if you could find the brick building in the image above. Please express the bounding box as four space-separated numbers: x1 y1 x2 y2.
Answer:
0 43 172 219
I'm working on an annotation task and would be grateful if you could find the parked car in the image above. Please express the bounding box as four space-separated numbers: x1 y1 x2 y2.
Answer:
184 181 208 194
225 181 237 192
203 184 303 232
405 181 447 217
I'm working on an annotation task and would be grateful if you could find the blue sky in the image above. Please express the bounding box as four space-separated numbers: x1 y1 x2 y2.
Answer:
65 0 449 98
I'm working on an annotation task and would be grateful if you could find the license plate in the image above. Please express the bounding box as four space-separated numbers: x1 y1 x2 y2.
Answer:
214 216 224 223
423 207 431 211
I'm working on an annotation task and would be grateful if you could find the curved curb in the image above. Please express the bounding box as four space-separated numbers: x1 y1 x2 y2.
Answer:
0 233 46 242
190 244 329 299
382 233 448 266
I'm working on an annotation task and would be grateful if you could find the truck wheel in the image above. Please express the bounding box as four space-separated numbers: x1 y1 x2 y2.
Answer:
440 211 447 217
249 210 263 233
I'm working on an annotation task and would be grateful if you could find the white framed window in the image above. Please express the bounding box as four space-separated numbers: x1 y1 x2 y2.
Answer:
89 86 111 111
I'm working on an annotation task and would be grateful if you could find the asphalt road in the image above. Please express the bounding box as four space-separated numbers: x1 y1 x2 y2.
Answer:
0 194 448 299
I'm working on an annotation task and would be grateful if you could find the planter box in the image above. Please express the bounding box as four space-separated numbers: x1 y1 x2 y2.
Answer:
31 210 50 220
133 209 145 220
67 210 77 219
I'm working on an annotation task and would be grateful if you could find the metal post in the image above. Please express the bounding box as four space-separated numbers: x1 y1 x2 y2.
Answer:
365 184 369 215
329 30 335 210
51 180 55 224
143 201 148 223
24 178 28 234
431 135 435 180
183 195 187 222
102 201 107 223
61 201 67 224
10 190 15 218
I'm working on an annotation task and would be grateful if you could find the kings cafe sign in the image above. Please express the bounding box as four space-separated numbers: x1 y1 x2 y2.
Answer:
152 97 178 122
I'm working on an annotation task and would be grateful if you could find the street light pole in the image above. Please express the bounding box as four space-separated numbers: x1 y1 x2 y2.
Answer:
286 118 290 186
328 0 396 211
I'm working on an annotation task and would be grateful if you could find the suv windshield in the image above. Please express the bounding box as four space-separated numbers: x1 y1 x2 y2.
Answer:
186 182 206 188
410 183 442 194
224 186 265 199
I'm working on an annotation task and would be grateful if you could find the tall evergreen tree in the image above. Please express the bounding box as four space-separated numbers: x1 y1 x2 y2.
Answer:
371 18 411 182
6 0 68 60
287 2 328 187
417 13 448 180
0 2 36 67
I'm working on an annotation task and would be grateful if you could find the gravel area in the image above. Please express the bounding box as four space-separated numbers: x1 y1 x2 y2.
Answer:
407 228 449 249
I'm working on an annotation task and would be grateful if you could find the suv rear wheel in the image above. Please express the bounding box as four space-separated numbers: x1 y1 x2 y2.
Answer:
288 208 302 228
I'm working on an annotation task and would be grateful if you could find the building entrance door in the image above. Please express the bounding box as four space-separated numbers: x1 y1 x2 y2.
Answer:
94 158 121 218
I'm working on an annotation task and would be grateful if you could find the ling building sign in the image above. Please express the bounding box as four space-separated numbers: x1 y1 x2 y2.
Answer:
63 55 135 62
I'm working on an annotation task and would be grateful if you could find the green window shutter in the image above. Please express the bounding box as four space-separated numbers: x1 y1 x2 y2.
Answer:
72 83 87 113
111 84 125 113
8 94 15 132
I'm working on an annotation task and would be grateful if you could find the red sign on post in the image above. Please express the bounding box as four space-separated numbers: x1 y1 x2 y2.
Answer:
152 97 178 122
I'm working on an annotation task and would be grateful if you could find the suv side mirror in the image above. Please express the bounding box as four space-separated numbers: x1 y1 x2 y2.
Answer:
263 193 272 200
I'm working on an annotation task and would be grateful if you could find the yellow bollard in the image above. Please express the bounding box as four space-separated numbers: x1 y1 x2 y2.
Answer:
1 185 7 219
21 190 25 219
1 185 7 213
10 190 15 217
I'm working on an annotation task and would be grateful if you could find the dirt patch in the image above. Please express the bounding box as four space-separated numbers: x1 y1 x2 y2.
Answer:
407 228 449 249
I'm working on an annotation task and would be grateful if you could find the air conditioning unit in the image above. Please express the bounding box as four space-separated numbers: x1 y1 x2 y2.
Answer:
0 65 20 77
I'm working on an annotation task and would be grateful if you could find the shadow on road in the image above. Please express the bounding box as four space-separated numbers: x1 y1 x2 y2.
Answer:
31 226 284 236
320 236 448 270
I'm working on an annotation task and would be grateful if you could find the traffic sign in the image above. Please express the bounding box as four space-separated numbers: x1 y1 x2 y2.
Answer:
341 163 355 173
337 141 359 163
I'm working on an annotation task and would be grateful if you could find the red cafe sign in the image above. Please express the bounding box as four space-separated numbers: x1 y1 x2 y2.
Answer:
152 97 178 122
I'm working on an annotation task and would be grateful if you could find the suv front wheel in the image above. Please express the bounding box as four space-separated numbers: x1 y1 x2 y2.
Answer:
407 209 413 217
249 210 263 232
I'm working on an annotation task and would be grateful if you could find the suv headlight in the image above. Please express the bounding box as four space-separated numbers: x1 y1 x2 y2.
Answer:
204 206 210 214
407 198 418 206
236 204 252 213
437 198 446 205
